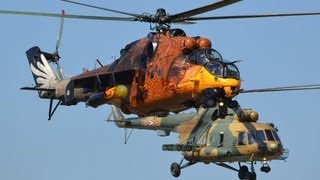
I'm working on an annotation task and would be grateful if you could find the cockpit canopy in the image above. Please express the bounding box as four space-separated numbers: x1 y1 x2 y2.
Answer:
237 129 281 146
187 48 240 79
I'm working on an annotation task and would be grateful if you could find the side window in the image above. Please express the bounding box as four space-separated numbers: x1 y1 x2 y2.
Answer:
201 134 207 145
210 135 215 145
237 132 247 146
219 132 224 147
147 41 158 60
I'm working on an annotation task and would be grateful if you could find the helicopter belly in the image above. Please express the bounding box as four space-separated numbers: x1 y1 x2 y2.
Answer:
184 146 282 163
184 147 232 163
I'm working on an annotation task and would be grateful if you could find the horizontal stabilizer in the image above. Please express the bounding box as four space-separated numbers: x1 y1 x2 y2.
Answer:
20 86 55 92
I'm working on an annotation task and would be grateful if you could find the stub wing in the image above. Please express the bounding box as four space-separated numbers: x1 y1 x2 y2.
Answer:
71 68 136 91
20 86 55 92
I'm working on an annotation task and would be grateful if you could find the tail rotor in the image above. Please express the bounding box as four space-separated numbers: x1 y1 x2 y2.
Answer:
47 9 65 80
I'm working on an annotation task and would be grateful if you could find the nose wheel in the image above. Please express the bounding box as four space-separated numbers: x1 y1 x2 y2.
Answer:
260 162 271 173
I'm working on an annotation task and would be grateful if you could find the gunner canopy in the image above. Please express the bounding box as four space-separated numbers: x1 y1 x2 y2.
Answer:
187 48 240 79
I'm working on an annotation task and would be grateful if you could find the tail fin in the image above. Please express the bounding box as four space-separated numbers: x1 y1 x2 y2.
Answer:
25 46 58 98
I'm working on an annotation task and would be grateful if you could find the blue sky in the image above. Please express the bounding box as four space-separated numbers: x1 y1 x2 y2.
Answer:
1 0 320 180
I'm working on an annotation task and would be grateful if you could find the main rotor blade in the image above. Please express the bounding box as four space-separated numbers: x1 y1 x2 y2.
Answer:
170 0 241 21
240 84 320 94
183 12 320 21
55 10 65 52
60 0 143 19
0 10 137 21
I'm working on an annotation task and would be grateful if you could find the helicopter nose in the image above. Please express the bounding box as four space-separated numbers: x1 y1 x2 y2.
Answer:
223 86 237 98
222 80 241 98
267 142 279 152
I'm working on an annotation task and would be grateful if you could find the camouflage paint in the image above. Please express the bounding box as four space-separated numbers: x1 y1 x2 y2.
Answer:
111 105 286 164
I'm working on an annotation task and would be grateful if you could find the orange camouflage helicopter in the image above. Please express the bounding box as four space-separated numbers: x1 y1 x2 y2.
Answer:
2 0 320 119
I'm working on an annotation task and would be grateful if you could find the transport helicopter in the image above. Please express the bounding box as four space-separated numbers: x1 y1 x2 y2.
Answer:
110 104 288 180
1 0 320 119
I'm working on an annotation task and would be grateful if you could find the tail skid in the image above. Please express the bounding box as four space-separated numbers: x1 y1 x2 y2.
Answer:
109 106 134 144
24 46 67 120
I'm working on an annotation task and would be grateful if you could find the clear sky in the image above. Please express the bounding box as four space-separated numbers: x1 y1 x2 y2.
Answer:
1 0 320 180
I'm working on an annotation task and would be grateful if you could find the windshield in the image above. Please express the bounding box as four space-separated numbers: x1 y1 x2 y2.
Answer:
265 130 275 141
225 64 240 79
188 48 222 65
248 130 266 144
238 130 282 146
187 48 240 79
272 130 281 142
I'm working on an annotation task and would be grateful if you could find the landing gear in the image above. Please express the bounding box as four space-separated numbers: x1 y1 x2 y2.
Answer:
238 165 249 179
169 160 269 179
200 88 240 119
170 162 181 177
260 166 271 173
48 99 62 120
238 162 256 180
260 161 271 173
169 159 197 177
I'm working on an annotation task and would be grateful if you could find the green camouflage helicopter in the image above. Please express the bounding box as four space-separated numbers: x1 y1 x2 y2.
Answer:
110 104 288 180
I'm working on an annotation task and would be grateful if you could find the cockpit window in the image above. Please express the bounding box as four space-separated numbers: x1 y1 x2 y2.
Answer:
265 130 275 141
187 48 240 79
247 130 266 145
239 130 279 146
205 49 223 61
248 131 256 145
272 130 281 142
188 50 207 65
188 48 222 65
238 130 281 146
255 130 266 144
205 61 223 77
225 64 240 79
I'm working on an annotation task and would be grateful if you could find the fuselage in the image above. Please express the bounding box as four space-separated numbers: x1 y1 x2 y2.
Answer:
28 29 241 116
69 29 241 116
183 118 284 163
112 105 287 164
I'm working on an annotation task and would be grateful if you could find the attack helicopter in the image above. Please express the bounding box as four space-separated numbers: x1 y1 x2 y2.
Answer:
1 0 320 119
110 104 288 180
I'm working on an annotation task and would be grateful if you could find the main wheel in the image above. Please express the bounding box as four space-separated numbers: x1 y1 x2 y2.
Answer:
170 162 181 177
238 165 249 179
